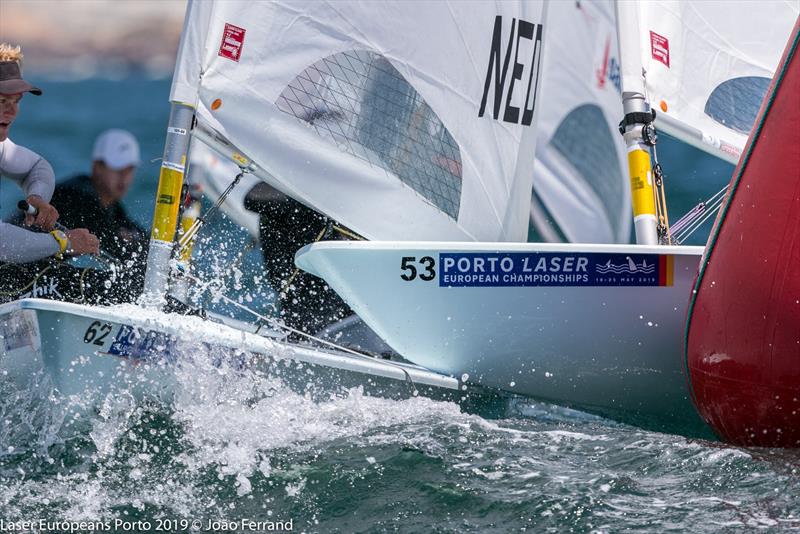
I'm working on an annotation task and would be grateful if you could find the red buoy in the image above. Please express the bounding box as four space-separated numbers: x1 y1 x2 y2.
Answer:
685 18 800 447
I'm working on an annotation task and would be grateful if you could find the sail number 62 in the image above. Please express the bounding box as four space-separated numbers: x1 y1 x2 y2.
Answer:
400 256 436 281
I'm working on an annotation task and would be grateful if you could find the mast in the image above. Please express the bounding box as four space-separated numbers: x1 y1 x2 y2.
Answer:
140 103 195 307
140 0 208 307
615 0 658 246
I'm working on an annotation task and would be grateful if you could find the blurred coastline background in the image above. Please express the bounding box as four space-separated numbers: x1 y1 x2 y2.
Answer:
0 0 188 226
1 0 186 80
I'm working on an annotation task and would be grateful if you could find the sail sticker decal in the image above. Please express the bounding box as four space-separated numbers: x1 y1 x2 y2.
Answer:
438 252 674 287
277 50 463 219
595 35 621 93
0 310 39 352
219 23 246 62
649 31 670 68
479 16 544 126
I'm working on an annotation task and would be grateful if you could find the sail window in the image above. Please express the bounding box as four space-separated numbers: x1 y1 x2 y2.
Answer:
704 76 771 135
277 50 463 219
549 104 624 236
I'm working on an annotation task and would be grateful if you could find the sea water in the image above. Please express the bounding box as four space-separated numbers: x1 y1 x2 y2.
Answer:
2 78 798 533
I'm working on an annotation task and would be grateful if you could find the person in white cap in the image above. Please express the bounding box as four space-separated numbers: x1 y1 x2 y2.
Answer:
0 42 99 264
51 128 147 264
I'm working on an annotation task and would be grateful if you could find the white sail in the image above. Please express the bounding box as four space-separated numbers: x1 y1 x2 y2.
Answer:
171 0 547 242
531 0 630 244
616 0 799 163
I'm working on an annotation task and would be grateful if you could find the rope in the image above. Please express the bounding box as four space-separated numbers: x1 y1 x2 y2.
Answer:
332 224 364 241
651 144 673 244
277 222 364 300
0 263 56 296
672 185 728 244
176 269 419 392
177 169 247 253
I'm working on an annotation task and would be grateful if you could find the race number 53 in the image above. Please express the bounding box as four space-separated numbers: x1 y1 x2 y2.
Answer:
400 256 436 281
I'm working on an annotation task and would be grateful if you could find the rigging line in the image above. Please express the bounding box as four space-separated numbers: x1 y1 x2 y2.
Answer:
672 184 728 242
674 205 714 242
671 203 706 236
178 269 419 391
674 193 726 243
271 220 365 312
650 137 673 244
178 169 248 251
332 224 365 241
672 186 726 236
689 195 725 230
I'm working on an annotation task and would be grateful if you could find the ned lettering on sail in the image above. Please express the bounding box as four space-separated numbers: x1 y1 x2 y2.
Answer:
478 16 544 126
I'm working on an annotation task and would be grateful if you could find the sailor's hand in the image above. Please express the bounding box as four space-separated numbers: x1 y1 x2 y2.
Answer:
25 195 59 230
66 228 100 256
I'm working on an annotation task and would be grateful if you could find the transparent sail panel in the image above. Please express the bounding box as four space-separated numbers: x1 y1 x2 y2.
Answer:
549 104 625 235
704 76 772 135
276 50 463 220
528 190 568 243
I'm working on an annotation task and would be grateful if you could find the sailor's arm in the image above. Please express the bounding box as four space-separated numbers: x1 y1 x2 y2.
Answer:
0 221 58 263
0 222 100 263
0 139 58 229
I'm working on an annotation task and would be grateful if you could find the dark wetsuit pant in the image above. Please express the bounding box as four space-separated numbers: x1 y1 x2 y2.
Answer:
0 259 143 306
244 194 352 336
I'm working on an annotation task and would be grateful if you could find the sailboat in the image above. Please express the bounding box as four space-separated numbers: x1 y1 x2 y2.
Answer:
292 0 797 432
1 0 796 439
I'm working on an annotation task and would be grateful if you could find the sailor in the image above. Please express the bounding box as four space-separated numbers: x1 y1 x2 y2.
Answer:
51 128 147 266
244 182 352 336
0 43 136 305
0 43 99 265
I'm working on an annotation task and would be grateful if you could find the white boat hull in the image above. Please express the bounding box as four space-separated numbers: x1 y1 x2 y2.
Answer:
0 299 459 407
296 241 710 434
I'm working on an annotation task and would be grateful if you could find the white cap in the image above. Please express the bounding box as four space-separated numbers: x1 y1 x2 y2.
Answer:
92 129 140 170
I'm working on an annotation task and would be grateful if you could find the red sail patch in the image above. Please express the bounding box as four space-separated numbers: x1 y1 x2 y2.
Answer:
219 23 246 62
650 31 670 68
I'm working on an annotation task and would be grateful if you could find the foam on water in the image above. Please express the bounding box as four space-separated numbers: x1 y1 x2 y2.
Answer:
2 334 800 532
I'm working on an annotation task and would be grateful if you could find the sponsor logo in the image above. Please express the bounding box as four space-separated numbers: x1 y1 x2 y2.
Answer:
20 277 63 300
650 31 670 68
219 23 246 62
108 325 177 362
596 36 621 93
478 16 544 126
0 310 38 352
439 252 673 287
596 257 655 275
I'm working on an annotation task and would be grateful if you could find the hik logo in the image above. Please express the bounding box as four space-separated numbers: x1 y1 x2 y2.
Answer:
20 278 63 299
478 16 544 126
